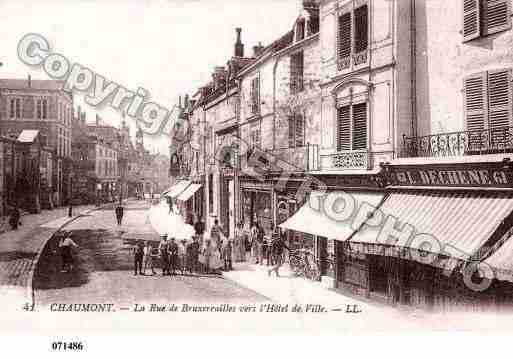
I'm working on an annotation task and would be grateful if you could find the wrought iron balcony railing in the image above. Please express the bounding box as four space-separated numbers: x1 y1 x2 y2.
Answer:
319 149 369 170
401 126 513 158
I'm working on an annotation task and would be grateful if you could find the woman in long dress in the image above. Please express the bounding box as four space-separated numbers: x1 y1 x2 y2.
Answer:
233 222 245 262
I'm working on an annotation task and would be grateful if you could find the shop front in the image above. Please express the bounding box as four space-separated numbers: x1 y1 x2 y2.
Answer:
339 160 513 310
241 179 273 236
279 190 384 288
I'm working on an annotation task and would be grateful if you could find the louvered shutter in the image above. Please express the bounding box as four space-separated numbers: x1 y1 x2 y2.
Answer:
464 72 488 151
288 116 295 148
488 69 512 147
295 114 304 147
352 103 367 150
463 0 481 42
483 0 512 36
337 106 351 151
338 12 352 69
256 77 260 114
354 5 368 53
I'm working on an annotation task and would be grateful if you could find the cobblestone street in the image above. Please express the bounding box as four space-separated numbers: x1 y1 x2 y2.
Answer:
34 200 267 307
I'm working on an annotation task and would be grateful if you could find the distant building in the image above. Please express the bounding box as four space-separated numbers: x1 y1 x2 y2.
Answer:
0 77 73 208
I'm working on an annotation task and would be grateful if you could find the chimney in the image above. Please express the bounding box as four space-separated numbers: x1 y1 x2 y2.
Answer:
253 42 265 57
27 74 31 88
234 28 244 57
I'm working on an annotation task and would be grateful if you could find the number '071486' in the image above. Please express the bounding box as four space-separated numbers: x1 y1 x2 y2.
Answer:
51 342 84 351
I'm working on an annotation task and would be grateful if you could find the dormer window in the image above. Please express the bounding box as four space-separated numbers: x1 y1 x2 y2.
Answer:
296 19 306 42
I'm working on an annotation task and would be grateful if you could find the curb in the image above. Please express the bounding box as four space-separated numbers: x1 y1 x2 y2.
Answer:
26 205 108 308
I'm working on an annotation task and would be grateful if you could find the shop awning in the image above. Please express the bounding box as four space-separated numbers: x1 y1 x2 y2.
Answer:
483 235 513 282
177 183 202 202
279 191 384 240
162 180 191 198
350 191 513 260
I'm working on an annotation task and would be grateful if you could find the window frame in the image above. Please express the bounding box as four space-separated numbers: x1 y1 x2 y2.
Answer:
288 113 305 148
336 1 369 71
336 100 368 152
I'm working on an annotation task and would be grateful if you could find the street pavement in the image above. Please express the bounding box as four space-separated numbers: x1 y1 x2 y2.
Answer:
34 201 267 308
6 199 513 333
0 204 95 309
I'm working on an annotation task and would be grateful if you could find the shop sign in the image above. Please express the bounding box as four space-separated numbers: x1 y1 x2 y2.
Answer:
390 164 513 188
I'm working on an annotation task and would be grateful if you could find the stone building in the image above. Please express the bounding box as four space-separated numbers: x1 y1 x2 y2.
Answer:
0 77 73 208
172 0 513 310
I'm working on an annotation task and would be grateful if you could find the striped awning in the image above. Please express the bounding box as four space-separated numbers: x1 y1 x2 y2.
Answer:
351 191 513 261
279 191 384 240
162 180 191 198
177 183 202 202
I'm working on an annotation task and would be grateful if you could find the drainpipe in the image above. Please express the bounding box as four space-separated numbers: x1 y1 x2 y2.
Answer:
273 59 279 150
410 0 417 138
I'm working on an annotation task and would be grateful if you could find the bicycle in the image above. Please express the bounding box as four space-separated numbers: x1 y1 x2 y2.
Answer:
288 249 320 281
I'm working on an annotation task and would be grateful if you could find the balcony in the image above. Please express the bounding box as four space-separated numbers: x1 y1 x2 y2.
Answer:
401 127 513 158
319 150 369 171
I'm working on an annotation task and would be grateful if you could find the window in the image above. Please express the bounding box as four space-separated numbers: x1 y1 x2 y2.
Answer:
337 4 368 70
337 103 367 151
37 99 48 120
10 98 21 119
464 69 512 147
290 51 304 94
296 19 306 41
208 173 214 214
463 0 511 42
250 76 260 115
288 113 304 148
250 122 261 148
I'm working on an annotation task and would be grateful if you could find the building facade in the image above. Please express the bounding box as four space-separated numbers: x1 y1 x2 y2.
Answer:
173 0 513 310
0 77 73 209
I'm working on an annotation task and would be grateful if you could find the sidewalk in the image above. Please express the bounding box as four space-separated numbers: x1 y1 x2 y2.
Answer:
0 205 95 307
223 262 360 308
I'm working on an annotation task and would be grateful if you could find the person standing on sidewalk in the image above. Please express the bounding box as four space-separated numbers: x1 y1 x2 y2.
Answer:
159 235 169 276
250 222 259 264
9 206 21 230
210 219 223 255
59 232 79 273
115 204 124 226
221 238 233 271
132 239 145 276
233 222 245 263
189 236 200 273
168 238 179 275
194 215 205 237
202 239 213 274
143 241 157 275
268 227 289 277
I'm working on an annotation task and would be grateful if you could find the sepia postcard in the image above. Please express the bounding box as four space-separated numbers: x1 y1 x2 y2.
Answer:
1 0 513 353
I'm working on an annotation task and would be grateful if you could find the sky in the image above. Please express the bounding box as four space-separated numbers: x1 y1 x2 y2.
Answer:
0 0 302 155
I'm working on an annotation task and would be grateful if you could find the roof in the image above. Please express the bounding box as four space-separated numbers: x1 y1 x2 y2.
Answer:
17 130 39 143
0 79 65 91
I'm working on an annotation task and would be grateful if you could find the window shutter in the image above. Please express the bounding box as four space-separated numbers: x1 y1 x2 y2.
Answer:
463 0 481 42
352 103 367 150
288 116 295 148
295 114 304 147
337 12 352 69
483 0 512 36
487 69 512 128
354 5 368 53
256 77 260 114
337 106 351 151
464 72 488 131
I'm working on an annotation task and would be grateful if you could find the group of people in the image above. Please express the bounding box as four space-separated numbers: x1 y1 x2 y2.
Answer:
131 236 202 276
247 222 289 277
